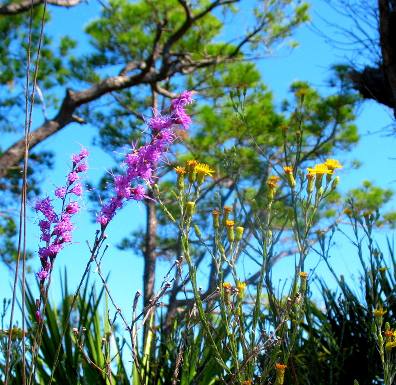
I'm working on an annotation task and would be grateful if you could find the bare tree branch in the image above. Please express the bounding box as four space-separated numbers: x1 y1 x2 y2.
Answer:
0 0 81 15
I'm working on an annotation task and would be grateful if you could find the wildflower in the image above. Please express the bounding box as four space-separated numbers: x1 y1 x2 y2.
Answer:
235 226 244 241
131 185 146 201
373 307 387 318
70 183 83 196
75 162 88 173
379 267 388 273
171 90 194 129
283 166 296 189
55 187 67 199
325 158 342 171
222 205 232 225
35 147 88 310
306 172 315 194
186 160 198 183
65 201 79 214
307 163 332 189
97 92 194 225
275 363 287 385
267 175 280 201
195 163 214 184
212 209 220 229
225 220 235 242
72 147 89 164
37 269 49 282
186 201 195 218
67 171 79 184
236 281 246 300
223 282 232 291
267 175 280 189
299 271 308 293
174 166 186 175
331 176 340 191
35 310 42 323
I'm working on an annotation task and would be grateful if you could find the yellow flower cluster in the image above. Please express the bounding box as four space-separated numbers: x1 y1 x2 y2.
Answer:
306 158 342 192
174 160 215 186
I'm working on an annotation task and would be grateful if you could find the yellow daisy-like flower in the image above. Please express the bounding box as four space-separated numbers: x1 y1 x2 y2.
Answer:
174 166 186 175
299 272 308 279
307 163 333 175
225 220 235 227
223 206 233 213
194 163 214 177
325 158 342 171
236 281 246 292
223 282 232 290
267 175 281 189
186 159 198 168
373 307 387 318
283 166 293 174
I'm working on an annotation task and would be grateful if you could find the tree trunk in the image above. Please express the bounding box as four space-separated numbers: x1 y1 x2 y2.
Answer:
143 194 157 340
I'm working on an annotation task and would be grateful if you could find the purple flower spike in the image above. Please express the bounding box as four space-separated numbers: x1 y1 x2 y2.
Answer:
97 91 194 227
35 147 88 310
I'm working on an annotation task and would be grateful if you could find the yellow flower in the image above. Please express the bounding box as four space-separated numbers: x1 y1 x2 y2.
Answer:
307 163 333 175
235 226 244 241
223 282 232 291
174 166 186 175
299 272 308 279
236 281 246 292
186 159 198 169
325 159 342 171
223 206 233 213
275 363 287 385
267 175 281 189
195 163 214 184
283 166 293 174
195 163 214 176
225 220 235 227
283 166 296 188
373 307 387 318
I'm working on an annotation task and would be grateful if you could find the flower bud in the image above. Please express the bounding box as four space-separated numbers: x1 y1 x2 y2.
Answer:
225 220 235 242
212 209 220 229
235 226 244 241
331 176 339 191
186 201 195 218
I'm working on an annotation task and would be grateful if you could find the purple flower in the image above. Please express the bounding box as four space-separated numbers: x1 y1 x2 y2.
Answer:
35 197 57 222
37 269 49 281
72 147 89 163
65 201 79 214
148 113 173 132
131 185 146 200
68 172 79 184
55 187 67 199
97 91 193 226
70 183 83 196
75 162 88 173
35 310 42 323
53 215 73 236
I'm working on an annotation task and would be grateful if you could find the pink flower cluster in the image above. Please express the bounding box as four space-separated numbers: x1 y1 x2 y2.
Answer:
97 91 194 227
34 148 88 284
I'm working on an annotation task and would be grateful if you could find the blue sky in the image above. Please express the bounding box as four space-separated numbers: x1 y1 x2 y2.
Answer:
1 1 395 322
